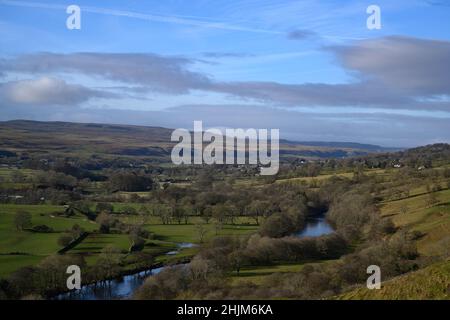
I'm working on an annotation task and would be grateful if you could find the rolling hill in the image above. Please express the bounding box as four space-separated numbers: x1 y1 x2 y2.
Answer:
0 120 395 162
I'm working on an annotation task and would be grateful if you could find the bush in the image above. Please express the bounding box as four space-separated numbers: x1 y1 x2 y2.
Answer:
31 225 54 233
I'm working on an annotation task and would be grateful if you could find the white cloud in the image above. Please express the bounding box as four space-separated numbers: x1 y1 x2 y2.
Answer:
0 77 110 106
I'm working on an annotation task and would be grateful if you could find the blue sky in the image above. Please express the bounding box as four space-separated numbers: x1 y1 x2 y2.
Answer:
0 0 450 147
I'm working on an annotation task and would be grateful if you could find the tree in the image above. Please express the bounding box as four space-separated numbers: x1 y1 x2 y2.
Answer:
212 204 227 225
259 212 297 238
13 211 32 231
95 246 122 279
154 204 171 224
57 234 73 247
172 205 186 225
213 221 223 235
128 227 145 252
195 223 208 243
96 211 112 233
201 206 213 224
224 202 238 225
229 250 247 276
246 200 265 225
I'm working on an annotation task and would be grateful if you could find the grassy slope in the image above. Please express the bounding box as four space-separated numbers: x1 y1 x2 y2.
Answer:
380 189 450 256
263 166 450 299
336 260 450 300
337 174 450 299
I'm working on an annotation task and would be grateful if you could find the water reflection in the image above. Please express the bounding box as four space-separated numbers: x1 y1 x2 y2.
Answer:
55 267 164 300
296 215 334 238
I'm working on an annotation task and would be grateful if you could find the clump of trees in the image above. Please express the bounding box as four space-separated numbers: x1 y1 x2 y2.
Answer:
259 209 306 238
1 255 86 299
34 171 78 190
108 172 153 192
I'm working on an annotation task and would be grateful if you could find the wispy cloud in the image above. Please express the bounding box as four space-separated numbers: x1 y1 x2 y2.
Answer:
0 0 365 42
0 0 282 34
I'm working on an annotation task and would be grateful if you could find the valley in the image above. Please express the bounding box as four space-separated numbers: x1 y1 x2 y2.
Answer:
0 120 448 300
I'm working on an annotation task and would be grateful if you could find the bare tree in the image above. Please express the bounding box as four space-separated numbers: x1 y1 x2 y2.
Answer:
195 223 208 244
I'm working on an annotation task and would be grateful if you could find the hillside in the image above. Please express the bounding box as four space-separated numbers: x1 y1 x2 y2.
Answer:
336 260 450 300
0 120 448 300
0 120 392 162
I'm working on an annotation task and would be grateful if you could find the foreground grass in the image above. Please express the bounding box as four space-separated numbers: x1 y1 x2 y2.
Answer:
336 260 450 300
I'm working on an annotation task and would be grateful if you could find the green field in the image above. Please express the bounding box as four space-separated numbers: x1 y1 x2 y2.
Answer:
146 223 257 243
0 204 96 254
0 255 45 278
0 202 258 278
0 204 100 276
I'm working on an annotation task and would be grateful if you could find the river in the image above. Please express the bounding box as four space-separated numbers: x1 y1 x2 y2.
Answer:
54 243 194 300
295 214 334 238
56 217 334 300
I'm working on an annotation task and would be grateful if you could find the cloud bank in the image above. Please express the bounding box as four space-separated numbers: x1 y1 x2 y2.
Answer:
0 36 449 146
1 36 449 110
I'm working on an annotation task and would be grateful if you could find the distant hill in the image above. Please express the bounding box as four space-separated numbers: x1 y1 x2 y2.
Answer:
279 139 399 152
0 120 396 162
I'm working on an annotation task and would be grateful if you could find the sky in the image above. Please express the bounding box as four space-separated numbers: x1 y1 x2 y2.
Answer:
0 0 450 147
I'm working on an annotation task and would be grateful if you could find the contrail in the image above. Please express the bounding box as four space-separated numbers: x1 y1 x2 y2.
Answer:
0 0 282 34
0 0 366 42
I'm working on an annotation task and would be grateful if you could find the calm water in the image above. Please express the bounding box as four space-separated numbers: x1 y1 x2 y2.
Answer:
56 220 332 300
54 266 164 300
296 215 334 238
55 242 196 300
